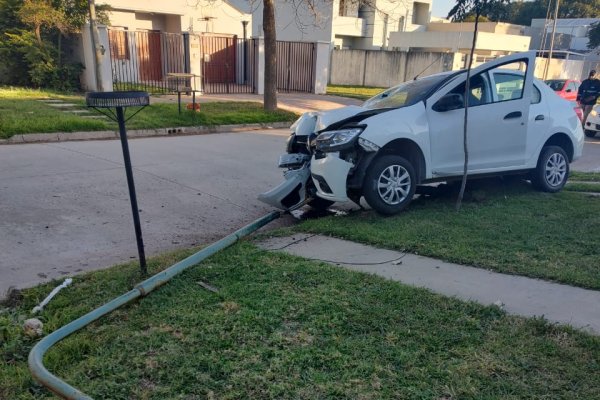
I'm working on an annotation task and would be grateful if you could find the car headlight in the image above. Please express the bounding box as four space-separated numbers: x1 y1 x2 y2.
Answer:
315 127 363 152
591 109 598 117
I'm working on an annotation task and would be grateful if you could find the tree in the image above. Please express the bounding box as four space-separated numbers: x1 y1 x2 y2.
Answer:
448 0 509 21
446 0 497 210
450 0 600 25
0 0 107 89
588 22 600 50
462 14 491 22
263 0 277 111
18 0 67 44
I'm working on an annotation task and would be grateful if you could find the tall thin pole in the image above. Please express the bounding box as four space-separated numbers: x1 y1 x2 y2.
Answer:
116 107 147 276
88 0 103 91
544 0 560 80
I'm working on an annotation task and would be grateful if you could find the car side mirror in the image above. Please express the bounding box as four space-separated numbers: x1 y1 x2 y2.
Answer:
565 88 572 93
433 93 464 112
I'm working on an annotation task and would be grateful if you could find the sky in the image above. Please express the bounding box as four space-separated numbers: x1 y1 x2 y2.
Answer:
431 0 456 19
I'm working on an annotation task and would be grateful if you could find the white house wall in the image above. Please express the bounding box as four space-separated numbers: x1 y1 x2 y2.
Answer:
100 0 251 37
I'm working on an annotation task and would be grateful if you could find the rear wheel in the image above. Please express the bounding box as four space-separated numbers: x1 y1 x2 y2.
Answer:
362 155 416 215
531 146 569 192
584 129 596 138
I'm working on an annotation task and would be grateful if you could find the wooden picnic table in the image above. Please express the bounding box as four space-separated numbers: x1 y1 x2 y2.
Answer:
165 73 202 114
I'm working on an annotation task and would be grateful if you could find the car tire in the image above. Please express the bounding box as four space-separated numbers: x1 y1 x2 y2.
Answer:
531 146 569 192
362 155 416 215
307 197 334 210
584 129 596 138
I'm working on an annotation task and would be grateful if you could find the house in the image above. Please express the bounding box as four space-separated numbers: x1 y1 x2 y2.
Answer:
99 0 251 37
79 0 254 93
388 21 531 67
79 0 331 94
228 0 432 50
529 18 600 77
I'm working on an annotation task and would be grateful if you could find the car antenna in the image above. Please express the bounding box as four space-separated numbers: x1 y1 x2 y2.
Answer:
413 52 447 80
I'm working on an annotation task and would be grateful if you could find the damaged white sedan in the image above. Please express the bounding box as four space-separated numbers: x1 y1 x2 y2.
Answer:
260 52 584 215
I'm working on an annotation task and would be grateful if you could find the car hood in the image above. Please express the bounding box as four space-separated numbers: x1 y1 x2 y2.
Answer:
292 105 370 136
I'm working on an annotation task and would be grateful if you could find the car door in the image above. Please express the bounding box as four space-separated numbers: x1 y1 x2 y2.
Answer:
565 81 578 101
426 52 535 175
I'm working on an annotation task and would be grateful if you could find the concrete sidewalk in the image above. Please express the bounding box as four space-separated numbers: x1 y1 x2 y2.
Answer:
258 234 600 335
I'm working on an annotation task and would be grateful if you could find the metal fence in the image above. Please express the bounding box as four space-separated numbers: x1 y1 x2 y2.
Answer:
107 30 315 95
108 30 256 94
201 36 256 94
108 29 190 94
276 41 315 92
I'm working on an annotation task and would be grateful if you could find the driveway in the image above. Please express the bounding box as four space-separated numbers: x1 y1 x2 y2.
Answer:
0 130 292 296
153 92 363 114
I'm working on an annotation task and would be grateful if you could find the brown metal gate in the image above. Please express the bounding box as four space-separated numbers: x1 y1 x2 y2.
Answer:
201 35 256 94
108 29 189 93
276 41 315 93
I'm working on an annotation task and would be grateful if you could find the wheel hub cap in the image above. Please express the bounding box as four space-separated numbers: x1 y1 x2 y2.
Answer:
544 153 567 187
377 165 411 205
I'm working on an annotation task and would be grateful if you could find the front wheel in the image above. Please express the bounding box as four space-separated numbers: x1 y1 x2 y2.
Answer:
584 129 596 138
531 146 569 192
362 155 416 215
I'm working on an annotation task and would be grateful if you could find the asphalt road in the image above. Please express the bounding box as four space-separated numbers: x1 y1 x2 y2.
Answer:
572 136 600 172
1 133 599 297
0 129 293 296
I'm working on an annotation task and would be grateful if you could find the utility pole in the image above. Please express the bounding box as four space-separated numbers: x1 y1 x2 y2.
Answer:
544 0 560 80
88 0 104 91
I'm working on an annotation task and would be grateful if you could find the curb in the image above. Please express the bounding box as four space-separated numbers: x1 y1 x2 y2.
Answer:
0 121 292 145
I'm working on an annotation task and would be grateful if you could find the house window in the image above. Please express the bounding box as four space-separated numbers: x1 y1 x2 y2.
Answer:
109 28 129 60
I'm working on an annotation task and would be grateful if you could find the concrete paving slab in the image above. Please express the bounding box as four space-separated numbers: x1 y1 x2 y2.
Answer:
63 110 92 114
258 234 600 335
46 103 78 108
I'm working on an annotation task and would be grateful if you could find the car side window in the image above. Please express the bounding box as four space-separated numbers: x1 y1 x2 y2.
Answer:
493 72 524 102
448 72 492 107
531 84 541 104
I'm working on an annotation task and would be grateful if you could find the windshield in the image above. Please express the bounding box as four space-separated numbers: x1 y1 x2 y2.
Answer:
545 79 566 91
363 73 451 110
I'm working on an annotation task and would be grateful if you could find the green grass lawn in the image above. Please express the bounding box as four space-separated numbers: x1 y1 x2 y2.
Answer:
0 87 297 138
294 177 600 290
1 243 598 399
326 85 385 100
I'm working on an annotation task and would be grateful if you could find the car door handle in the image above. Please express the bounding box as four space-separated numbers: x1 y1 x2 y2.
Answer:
535 114 545 121
504 111 522 120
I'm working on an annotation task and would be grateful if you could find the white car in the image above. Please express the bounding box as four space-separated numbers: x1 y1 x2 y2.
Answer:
583 105 600 138
260 52 584 215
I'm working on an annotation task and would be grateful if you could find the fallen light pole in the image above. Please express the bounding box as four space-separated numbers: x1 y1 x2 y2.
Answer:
86 91 150 275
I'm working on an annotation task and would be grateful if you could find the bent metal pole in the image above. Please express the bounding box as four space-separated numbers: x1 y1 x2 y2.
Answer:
28 211 280 400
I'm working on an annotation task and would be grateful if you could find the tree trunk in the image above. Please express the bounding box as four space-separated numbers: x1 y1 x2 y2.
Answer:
455 7 481 211
263 0 277 111
35 25 42 45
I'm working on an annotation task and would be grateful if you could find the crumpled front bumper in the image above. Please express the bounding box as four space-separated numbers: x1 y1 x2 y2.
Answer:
310 153 353 202
257 165 310 210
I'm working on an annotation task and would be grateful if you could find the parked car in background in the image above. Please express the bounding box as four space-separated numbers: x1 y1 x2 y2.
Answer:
260 52 584 215
583 105 600 138
545 79 581 102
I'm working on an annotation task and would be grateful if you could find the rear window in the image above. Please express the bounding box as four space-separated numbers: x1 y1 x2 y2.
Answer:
545 80 566 91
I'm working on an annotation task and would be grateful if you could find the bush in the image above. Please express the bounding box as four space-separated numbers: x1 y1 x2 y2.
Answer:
1 30 82 91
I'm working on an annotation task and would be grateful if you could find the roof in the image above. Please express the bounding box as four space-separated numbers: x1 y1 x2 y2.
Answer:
531 18 600 28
